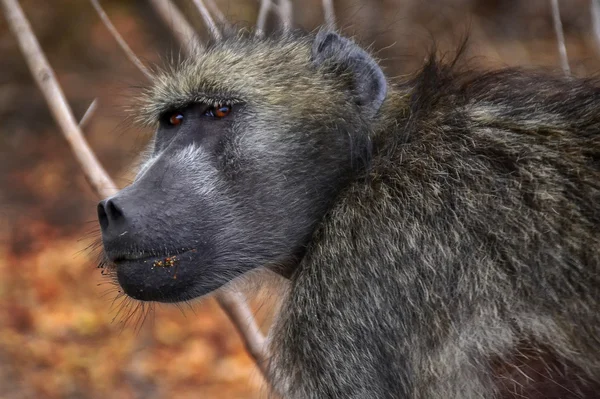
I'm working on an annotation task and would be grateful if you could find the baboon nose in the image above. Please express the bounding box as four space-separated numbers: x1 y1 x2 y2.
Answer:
97 198 126 233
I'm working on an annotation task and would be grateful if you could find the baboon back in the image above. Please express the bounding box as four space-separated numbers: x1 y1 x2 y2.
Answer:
270 60 600 398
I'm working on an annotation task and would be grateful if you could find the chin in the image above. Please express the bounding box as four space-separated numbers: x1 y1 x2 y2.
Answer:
112 249 221 303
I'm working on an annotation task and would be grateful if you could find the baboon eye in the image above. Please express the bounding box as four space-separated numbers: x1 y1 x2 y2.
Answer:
205 104 232 119
167 111 184 126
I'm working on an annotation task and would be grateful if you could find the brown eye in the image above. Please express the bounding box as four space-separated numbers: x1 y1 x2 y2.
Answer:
168 112 184 126
206 104 232 118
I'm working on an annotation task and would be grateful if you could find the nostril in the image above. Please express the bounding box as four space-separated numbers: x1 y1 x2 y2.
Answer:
106 199 124 222
98 198 126 233
98 202 109 231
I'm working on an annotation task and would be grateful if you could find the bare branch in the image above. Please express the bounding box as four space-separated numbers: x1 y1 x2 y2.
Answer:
191 0 222 41
322 0 336 30
90 0 153 80
215 291 268 373
148 0 200 55
79 98 99 130
205 0 229 28
1 0 117 198
550 0 570 76
591 0 600 55
277 0 292 32
256 0 271 37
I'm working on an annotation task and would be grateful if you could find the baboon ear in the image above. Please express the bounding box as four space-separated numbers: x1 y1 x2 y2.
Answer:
311 30 387 118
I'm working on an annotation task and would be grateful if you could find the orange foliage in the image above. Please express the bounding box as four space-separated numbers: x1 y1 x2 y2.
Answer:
0 236 267 398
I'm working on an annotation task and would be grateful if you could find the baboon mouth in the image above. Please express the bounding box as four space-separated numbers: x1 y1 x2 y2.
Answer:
109 248 206 302
110 248 197 266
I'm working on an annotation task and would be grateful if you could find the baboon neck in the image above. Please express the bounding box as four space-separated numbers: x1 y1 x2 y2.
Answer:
370 87 412 145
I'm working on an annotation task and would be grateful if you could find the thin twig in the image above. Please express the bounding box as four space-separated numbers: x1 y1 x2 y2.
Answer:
79 98 98 130
322 0 336 30
277 0 292 32
91 2 152 80
256 0 271 37
214 291 268 373
148 0 200 55
205 0 229 28
1 0 117 198
191 0 222 41
90 0 153 80
550 0 570 76
591 0 600 55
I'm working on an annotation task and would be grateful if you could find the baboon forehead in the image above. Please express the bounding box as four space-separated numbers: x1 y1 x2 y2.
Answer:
134 34 343 126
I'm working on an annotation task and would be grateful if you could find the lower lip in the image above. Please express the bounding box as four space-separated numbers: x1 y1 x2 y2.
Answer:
112 248 204 302
111 249 197 266
113 249 197 269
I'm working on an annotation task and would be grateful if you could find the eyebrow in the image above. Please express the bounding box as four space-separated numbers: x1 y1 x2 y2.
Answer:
134 91 243 127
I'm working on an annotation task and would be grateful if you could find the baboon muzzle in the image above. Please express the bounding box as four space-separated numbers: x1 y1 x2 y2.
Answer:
97 185 213 302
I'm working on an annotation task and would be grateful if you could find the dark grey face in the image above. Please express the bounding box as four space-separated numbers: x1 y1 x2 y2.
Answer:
97 32 387 303
98 100 356 302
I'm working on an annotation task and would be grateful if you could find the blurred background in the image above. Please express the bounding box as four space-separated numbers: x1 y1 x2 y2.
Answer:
0 0 598 398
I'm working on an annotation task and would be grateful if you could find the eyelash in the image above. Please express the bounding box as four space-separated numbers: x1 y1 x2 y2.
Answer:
165 104 232 126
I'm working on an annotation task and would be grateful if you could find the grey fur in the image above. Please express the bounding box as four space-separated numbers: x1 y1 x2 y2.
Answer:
100 30 600 398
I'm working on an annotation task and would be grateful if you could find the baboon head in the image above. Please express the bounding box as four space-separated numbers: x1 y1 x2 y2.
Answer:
97 31 388 302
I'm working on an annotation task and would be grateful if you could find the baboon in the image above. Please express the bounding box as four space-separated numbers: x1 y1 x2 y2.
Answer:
97 29 600 398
